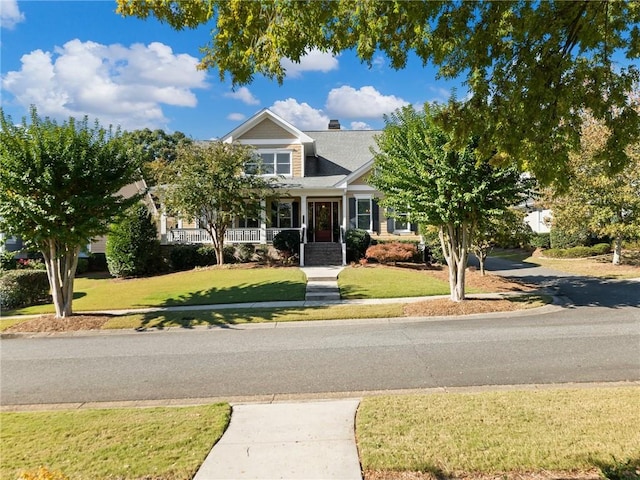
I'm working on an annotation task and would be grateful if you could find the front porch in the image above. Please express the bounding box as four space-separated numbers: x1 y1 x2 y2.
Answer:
161 195 349 266
166 227 301 245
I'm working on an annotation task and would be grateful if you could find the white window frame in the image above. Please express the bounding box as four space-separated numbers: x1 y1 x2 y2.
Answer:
390 209 412 234
355 195 373 232
256 150 293 177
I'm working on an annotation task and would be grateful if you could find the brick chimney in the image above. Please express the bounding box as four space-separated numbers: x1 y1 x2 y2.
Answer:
328 119 341 130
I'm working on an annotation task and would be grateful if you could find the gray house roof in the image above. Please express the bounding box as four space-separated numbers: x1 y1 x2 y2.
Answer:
302 130 380 176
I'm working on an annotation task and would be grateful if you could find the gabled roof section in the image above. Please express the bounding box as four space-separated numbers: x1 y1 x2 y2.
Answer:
222 108 314 145
334 159 374 188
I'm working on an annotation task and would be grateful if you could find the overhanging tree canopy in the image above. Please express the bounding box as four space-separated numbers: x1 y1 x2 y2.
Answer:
117 0 640 186
0 107 143 317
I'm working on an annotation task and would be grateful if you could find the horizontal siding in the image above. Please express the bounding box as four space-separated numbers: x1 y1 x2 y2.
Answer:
240 119 296 140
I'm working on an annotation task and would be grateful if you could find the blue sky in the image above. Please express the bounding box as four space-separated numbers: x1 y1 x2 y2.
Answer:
1 0 466 140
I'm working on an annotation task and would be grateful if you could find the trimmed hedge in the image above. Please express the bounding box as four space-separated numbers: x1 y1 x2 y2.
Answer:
0 270 50 310
543 243 611 258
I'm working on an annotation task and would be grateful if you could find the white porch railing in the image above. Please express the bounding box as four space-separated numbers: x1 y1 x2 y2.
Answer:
166 228 301 244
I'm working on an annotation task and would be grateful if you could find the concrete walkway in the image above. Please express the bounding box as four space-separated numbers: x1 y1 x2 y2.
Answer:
301 266 344 301
193 399 362 480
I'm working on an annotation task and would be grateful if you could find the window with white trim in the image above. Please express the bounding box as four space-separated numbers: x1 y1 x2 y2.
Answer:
394 212 410 232
246 150 292 176
356 197 372 231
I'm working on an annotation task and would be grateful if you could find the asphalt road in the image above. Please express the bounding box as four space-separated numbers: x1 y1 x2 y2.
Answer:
1 258 638 406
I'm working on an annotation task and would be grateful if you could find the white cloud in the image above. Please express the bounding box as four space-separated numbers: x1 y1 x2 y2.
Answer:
270 98 329 130
224 86 259 105
350 121 372 130
326 85 409 118
325 85 409 119
1 0 25 29
227 112 246 121
281 49 339 78
1 39 208 130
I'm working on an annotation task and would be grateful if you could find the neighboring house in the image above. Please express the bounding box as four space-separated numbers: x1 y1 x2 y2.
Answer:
0 231 23 254
160 109 420 266
524 209 552 234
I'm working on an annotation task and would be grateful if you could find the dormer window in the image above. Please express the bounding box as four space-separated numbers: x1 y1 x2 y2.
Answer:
248 150 291 176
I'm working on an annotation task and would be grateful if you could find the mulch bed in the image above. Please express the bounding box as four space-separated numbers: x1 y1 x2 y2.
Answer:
4 314 113 333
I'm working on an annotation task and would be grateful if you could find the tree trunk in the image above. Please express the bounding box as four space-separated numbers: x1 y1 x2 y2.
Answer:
41 240 80 318
478 251 486 276
612 235 623 265
472 246 487 275
210 225 226 266
439 223 470 302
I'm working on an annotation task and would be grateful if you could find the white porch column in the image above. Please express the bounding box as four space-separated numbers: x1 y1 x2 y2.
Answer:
159 212 168 244
341 192 348 265
300 195 308 244
300 194 307 267
260 199 267 244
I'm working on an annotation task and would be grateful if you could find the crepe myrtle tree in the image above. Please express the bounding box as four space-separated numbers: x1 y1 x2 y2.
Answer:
153 141 278 265
0 107 143 317
370 104 527 301
117 0 639 187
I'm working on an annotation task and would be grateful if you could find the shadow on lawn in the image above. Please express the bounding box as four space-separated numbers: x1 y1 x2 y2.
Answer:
134 278 317 330
160 279 306 307
136 304 334 330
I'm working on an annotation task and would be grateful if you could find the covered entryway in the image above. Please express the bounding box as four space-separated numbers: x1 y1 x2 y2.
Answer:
308 200 340 243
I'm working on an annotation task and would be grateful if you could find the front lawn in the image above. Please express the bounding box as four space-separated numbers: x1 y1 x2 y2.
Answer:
357 386 640 477
339 265 483 299
6 266 307 315
1 404 230 480
104 303 407 329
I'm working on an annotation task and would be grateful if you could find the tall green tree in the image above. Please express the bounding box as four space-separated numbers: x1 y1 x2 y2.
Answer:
154 141 277 265
117 0 640 186
370 104 526 301
121 128 192 184
0 107 142 317
548 111 640 264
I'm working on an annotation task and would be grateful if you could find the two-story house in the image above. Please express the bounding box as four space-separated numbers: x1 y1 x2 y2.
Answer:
161 108 420 266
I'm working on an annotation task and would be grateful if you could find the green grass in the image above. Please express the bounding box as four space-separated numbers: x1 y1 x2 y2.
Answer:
357 387 640 475
6 267 307 315
1 404 230 480
104 303 407 329
339 266 482 299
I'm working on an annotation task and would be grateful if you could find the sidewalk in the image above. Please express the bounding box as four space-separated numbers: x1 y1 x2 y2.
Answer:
193 399 362 480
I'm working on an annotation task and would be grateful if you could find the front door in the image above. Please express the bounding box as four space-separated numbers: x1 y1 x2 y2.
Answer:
314 202 332 242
